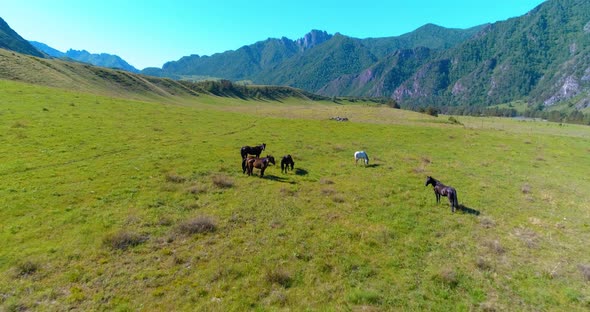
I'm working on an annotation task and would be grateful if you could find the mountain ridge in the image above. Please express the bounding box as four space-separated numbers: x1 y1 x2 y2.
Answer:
0 17 44 58
29 41 139 73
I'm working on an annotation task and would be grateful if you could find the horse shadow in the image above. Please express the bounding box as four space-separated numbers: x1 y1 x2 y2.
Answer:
264 174 296 184
458 204 480 216
295 168 308 176
366 164 381 168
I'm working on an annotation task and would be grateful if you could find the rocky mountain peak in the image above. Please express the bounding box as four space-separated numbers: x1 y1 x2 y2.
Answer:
296 30 332 51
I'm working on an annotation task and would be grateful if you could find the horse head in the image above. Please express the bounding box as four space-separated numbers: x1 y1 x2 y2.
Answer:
267 155 276 165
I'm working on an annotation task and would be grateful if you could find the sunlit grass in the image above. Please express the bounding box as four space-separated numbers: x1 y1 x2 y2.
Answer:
1 79 590 310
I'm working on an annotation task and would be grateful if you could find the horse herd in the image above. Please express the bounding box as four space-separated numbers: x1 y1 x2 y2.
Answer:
240 143 460 213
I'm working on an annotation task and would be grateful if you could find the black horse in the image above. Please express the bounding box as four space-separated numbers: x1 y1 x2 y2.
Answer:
280 155 295 173
240 143 266 159
245 155 275 178
425 176 459 213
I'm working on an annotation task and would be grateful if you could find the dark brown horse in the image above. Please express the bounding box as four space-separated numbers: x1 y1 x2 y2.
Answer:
240 143 266 159
280 155 295 173
245 155 275 177
425 176 459 213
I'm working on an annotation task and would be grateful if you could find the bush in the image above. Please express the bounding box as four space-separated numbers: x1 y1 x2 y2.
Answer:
448 116 463 125
265 268 292 288
16 260 39 277
103 230 147 250
177 216 216 235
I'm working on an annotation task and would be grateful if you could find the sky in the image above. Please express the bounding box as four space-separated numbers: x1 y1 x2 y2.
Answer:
2 0 546 70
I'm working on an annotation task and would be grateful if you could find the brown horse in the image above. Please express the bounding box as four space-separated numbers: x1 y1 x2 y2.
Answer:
280 155 295 173
425 176 459 213
245 155 275 177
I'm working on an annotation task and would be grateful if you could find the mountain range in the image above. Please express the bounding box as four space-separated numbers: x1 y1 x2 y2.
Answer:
1 0 590 118
29 41 139 73
140 0 590 113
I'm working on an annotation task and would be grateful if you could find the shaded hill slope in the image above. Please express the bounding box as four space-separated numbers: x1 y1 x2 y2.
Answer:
0 49 324 103
0 17 44 58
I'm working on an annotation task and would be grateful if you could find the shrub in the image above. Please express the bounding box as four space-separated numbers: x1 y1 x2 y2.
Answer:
265 268 292 288
448 116 463 125
177 216 216 235
103 230 147 250
16 260 39 277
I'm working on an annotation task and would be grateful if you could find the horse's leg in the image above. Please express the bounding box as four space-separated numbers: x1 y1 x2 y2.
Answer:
260 167 265 178
449 195 456 213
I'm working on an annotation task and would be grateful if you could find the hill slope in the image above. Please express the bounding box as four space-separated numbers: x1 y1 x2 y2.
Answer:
0 49 324 103
0 17 44 58
389 0 590 109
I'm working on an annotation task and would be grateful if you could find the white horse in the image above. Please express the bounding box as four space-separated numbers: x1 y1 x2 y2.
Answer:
354 151 369 165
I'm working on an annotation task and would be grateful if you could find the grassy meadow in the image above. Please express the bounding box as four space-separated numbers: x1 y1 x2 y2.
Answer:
1 79 590 311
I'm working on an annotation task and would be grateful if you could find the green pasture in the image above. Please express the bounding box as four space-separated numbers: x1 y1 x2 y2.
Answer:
1 80 590 311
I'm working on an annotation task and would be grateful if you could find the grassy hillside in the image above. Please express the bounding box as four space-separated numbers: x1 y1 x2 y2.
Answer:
0 48 323 104
1 79 589 311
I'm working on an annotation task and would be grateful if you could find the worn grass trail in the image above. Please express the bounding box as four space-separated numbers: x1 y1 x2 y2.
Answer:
1 80 590 310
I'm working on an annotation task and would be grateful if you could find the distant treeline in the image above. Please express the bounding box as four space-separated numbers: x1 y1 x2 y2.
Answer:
402 103 590 125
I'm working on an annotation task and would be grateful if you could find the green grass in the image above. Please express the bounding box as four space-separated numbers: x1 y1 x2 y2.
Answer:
1 79 590 311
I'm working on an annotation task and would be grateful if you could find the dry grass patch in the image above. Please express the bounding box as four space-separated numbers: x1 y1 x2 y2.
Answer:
187 183 207 195
521 183 532 194
165 172 187 183
279 187 297 196
480 216 496 228
332 194 346 203
483 239 505 255
319 178 335 185
211 174 234 188
513 226 540 248
578 264 590 281
434 268 459 288
321 188 336 196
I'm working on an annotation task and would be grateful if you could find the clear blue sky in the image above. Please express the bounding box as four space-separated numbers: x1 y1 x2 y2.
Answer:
2 0 546 70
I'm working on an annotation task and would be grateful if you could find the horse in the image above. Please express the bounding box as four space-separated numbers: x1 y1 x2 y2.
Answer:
245 155 275 178
354 151 369 165
240 143 266 159
425 176 459 213
280 155 295 173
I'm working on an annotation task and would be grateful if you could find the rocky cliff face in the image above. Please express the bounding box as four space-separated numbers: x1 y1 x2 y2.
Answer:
295 30 333 51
